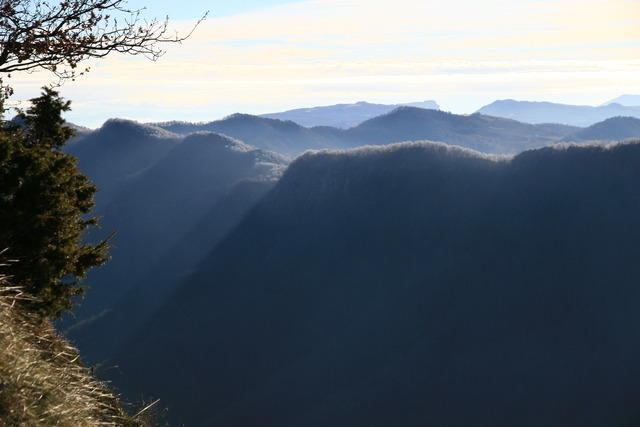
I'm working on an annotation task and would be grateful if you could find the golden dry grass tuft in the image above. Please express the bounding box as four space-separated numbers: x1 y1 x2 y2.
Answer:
0 273 150 426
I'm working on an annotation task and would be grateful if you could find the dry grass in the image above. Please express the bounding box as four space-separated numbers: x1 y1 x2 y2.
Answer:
0 273 150 426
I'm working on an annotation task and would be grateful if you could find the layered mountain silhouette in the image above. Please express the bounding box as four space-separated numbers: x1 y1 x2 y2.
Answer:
112 139 640 427
478 99 640 127
66 119 180 205
62 121 287 354
153 107 579 156
340 107 577 153
55 101 640 427
64 109 640 365
153 114 345 156
563 116 640 142
260 100 440 128
64 109 586 366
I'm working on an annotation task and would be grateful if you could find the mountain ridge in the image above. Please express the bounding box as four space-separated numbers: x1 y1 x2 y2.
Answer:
477 99 640 127
563 116 640 142
602 94 640 106
62 122 288 347
150 107 580 156
112 139 640 426
259 100 440 128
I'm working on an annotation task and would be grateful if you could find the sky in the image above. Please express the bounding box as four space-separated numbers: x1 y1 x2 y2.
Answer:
8 0 640 127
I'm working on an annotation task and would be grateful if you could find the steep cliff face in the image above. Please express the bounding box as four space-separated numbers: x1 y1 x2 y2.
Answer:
115 140 640 427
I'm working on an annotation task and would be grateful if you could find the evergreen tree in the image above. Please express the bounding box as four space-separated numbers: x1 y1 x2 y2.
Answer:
20 87 75 149
0 88 108 318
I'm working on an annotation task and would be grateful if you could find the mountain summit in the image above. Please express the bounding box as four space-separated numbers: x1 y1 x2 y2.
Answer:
602 95 640 106
152 107 578 156
114 139 640 426
260 100 440 128
563 116 640 142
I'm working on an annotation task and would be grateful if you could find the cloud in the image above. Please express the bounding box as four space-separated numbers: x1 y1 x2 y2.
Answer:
8 0 640 126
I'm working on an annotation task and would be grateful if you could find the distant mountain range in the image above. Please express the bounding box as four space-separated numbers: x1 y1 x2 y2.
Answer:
110 139 640 426
152 107 582 156
57 98 640 426
477 99 640 127
337 107 578 154
602 94 640 106
66 109 579 361
153 113 344 156
259 100 439 128
63 109 640 360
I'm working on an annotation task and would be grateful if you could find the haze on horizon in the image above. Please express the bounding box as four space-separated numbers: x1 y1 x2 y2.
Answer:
8 0 640 127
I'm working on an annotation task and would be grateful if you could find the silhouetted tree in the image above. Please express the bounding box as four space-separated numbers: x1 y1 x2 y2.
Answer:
0 88 108 317
19 86 73 148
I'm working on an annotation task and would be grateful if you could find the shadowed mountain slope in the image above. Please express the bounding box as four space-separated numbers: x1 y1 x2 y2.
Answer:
69 179 278 364
343 107 578 153
260 100 439 128
152 114 345 156
114 139 640 427
62 122 288 351
563 116 640 142
477 99 640 127
65 119 180 205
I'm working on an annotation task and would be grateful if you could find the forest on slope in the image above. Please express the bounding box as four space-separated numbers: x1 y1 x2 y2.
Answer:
64 107 640 377
101 138 640 427
2 1 639 426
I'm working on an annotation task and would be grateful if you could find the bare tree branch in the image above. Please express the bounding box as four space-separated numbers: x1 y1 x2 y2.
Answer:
0 0 207 92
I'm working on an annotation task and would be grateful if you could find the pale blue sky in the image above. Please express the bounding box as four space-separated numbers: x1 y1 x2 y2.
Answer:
8 0 640 127
126 0 307 19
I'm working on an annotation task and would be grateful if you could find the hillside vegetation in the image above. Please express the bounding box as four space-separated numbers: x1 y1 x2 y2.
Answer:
65 110 640 390
0 274 145 426
114 139 640 426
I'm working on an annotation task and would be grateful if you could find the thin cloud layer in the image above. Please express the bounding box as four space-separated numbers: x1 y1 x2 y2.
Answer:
9 0 640 126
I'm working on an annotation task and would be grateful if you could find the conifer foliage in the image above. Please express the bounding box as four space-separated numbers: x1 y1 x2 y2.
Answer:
0 88 108 317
